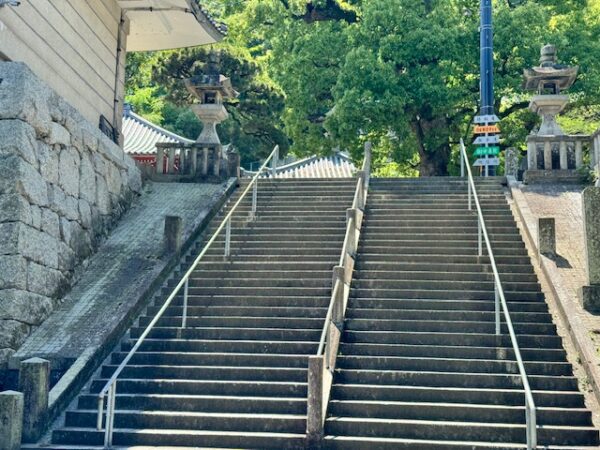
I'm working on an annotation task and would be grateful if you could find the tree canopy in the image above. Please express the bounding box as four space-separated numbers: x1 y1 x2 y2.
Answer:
125 0 600 175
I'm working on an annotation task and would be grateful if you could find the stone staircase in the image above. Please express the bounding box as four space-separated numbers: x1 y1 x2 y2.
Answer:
39 178 357 449
324 177 599 449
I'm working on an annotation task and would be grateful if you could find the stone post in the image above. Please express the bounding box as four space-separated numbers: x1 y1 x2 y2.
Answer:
179 148 186 175
559 141 568 169
167 148 176 174
580 187 600 312
505 147 518 178
543 140 552 170
18 357 49 442
0 391 23 450
227 150 240 179
538 218 556 258
213 147 221 177
163 216 183 255
191 147 198 176
201 148 209 176
156 146 165 175
575 140 583 169
527 140 536 170
306 356 324 448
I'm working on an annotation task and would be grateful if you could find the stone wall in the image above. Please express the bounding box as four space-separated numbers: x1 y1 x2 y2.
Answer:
0 62 142 373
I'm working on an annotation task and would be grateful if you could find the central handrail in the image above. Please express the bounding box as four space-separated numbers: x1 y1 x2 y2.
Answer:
459 139 537 450
96 145 280 448
307 143 371 443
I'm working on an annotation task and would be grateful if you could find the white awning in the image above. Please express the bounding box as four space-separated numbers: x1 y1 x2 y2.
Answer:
118 0 224 51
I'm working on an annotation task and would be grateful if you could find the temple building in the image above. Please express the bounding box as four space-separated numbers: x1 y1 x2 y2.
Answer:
0 0 224 143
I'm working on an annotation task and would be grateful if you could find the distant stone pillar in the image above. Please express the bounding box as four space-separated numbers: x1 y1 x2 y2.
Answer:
191 147 198 176
201 148 209 176
163 216 183 254
538 218 556 258
527 140 537 170
580 187 600 312
505 147 518 178
575 140 583 169
167 148 176 174
543 140 552 170
156 146 165 174
179 148 186 175
0 391 24 450
213 147 221 176
227 149 240 179
18 357 49 442
559 141 568 169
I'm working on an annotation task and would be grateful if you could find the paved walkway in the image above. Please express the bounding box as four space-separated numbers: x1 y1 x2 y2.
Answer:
11 181 230 371
512 183 600 418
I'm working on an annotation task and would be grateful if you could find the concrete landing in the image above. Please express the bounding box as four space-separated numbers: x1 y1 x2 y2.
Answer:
9 181 232 374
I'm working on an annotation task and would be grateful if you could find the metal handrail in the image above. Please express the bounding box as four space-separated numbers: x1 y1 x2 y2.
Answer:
459 139 537 449
96 146 280 448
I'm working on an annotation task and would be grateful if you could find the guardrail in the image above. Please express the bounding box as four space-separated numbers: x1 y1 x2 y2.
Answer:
306 142 372 444
460 139 537 449
96 146 280 448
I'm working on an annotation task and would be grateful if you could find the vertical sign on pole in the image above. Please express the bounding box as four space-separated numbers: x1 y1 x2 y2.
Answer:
473 0 500 176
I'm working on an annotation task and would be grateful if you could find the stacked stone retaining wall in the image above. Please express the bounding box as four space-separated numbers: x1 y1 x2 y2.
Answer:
0 62 142 378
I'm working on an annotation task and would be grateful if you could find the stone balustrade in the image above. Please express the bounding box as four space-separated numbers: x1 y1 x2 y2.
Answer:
526 135 590 171
592 129 600 172
154 143 239 180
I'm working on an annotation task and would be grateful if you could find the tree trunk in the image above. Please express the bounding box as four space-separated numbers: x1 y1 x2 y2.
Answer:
412 117 451 177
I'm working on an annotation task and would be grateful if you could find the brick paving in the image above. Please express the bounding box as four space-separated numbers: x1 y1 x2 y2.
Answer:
11 181 230 371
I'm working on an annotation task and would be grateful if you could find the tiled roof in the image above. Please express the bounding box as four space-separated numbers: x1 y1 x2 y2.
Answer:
122 108 194 156
261 153 357 179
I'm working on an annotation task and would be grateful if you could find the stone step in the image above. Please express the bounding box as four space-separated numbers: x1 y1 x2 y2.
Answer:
324 417 598 447
328 400 591 426
52 428 306 449
345 308 550 324
331 384 585 408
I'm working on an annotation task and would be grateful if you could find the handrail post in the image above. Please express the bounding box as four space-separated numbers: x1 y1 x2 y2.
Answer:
478 218 483 257
495 283 500 335
224 218 231 260
332 268 345 325
271 145 279 177
526 400 537 450
181 279 189 328
468 180 472 211
104 383 116 447
96 395 104 430
307 356 325 446
346 209 357 256
461 145 465 178
251 181 258 221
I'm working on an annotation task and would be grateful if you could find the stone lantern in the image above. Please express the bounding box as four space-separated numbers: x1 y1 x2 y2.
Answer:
523 44 578 136
522 45 589 179
183 51 239 177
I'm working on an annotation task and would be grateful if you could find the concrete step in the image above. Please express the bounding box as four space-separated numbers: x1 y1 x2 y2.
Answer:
110 352 312 368
335 369 579 391
150 305 329 318
335 355 571 376
347 298 547 313
121 339 318 355
344 318 554 335
324 417 598 446
342 331 562 349
350 288 544 302
52 428 306 449
331 384 585 408
139 315 326 330
354 270 537 283
352 279 539 292
78 393 307 415
345 308 550 324
328 400 591 426
89 378 308 397
338 342 565 362
130 326 322 341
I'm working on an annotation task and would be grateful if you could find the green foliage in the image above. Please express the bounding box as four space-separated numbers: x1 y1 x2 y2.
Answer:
124 0 600 175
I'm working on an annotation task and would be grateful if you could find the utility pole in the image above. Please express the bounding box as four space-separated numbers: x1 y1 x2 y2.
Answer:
473 0 501 177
